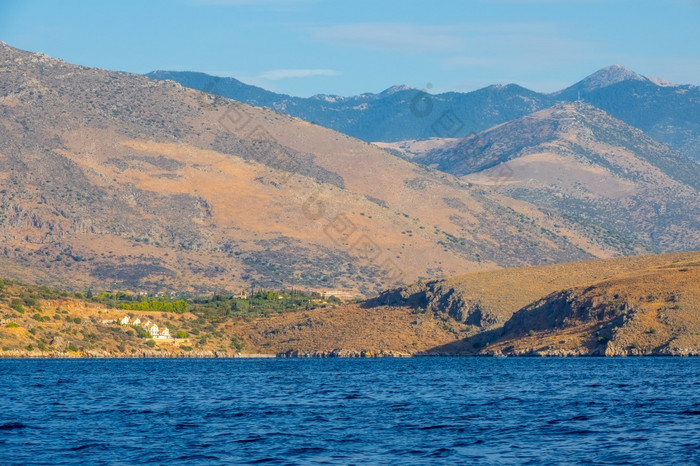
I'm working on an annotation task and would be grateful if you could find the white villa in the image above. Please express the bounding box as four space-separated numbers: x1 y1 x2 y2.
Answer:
118 316 171 339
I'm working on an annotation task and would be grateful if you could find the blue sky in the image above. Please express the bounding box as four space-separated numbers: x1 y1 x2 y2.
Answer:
1 0 698 97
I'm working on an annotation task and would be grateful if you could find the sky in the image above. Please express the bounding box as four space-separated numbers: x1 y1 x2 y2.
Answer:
1 0 699 97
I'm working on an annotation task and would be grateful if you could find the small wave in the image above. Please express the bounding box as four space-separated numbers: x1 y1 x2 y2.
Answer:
204 411 245 419
427 447 455 458
235 436 265 443
175 454 221 461
419 424 453 430
679 409 700 415
0 422 29 430
560 429 598 435
285 447 325 455
175 422 200 429
452 439 485 447
68 443 109 451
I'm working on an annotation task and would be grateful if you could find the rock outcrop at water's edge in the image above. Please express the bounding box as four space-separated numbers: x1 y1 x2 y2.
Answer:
276 349 411 358
440 253 700 357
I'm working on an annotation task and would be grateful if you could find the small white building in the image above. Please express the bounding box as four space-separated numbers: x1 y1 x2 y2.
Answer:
157 327 170 339
149 324 160 337
119 316 130 325
132 318 142 326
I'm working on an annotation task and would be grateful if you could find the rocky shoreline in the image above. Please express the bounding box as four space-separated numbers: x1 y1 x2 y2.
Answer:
2 348 699 358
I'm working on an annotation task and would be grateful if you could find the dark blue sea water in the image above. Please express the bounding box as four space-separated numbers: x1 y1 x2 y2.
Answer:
0 358 699 465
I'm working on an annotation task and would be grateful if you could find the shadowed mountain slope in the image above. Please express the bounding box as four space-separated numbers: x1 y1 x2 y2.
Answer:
554 65 700 160
405 102 700 254
146 70 555 142
149 66 700 161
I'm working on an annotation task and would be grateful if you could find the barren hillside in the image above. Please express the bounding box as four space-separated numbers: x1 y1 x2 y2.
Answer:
1 43 616 295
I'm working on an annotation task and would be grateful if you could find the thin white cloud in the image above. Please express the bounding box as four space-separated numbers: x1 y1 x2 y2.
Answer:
441 56 498 67
480 0 603 3
193 0 313 4
311 23 467 54
259 68 342 80
310 21 595 60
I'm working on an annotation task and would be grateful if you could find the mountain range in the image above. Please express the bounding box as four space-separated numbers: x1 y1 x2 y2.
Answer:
145 70 555 143
1 42 610 295
0 41 698 298
147 66 700 162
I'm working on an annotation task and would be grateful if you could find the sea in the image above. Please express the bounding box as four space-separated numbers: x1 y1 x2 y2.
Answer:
0 358 698 464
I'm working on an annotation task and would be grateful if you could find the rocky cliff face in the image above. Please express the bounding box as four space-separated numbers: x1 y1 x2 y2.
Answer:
367 280 502 328
473 254 700 356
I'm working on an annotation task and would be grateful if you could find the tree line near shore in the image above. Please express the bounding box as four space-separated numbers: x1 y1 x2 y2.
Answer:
1 279 342 321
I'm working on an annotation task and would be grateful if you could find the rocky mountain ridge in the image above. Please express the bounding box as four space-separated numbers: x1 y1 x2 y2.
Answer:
148 65 700 161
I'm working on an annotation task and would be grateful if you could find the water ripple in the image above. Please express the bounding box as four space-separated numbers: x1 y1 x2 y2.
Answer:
0 358 698 464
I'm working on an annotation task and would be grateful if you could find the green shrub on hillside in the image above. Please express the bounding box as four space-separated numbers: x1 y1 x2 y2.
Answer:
230 336 245 351
10 299 24 313
119 299 188 314
133 326 151 339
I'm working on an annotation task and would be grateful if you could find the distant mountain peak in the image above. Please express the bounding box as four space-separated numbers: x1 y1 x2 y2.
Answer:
553 65 686 98
551 65 650 98
380 84 415 95
309 93 345 102
579 65 646 91
646 76 678 87
484 83 522 92
309 84 415 102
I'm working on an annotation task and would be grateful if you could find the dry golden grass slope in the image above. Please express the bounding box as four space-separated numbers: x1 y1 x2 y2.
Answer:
407 251 700 356
1 42 651 296
478 253 700 356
